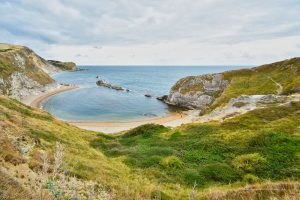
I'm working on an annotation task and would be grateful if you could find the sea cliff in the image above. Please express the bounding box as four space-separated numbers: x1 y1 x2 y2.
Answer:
0 43 76 100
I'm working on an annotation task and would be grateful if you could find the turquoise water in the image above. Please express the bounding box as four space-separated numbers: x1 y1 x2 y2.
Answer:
43 66 246 121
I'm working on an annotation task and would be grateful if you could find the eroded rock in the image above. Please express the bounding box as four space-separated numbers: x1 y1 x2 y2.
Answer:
167 73 229 111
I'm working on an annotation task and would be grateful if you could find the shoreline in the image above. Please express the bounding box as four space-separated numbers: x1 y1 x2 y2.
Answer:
24 84 199 133
24 85 79 108
70 109 199 133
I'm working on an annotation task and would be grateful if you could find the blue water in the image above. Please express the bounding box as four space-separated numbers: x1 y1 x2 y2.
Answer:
43 66 246 121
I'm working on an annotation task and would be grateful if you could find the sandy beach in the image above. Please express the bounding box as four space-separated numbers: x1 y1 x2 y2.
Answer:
23 85 79 108
70 109 199 133
25 85 199 133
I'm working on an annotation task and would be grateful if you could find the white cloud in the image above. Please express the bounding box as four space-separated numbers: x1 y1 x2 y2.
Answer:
0 0 300 65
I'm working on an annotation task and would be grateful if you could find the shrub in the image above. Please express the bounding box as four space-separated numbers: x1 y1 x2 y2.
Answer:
184 169 205 186
233 153 266 172
123 124 169 137
140 155 162 168
160 156 183 169
198 163 239 183
243 174 259 184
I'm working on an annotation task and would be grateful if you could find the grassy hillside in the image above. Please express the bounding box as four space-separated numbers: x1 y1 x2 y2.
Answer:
211 57 300 110
0 93 299 199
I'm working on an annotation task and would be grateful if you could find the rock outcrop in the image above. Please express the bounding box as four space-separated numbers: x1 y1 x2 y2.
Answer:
96 80 125 91
166 73 229 111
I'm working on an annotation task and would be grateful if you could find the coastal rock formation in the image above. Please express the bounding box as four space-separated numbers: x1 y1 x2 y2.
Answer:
0 43 60 100
0 43 78 100
157 95 168 101
167 73 229 111
198 94 291 123
96 80 125 91
47 60 78 71
166 57 300 113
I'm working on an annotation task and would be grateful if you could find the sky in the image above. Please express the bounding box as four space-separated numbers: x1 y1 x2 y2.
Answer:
1 0 300 65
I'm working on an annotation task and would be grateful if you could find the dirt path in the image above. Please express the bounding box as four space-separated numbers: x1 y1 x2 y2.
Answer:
267 76 283 95
251 69 283 95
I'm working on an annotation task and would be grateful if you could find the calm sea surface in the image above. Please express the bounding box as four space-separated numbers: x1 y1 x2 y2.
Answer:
43 66 247 121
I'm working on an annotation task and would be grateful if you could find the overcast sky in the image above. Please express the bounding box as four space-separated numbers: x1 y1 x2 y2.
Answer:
1 0 300 65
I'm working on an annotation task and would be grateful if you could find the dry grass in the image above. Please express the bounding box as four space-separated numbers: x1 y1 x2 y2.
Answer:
0 169 33 200
204 181 300 200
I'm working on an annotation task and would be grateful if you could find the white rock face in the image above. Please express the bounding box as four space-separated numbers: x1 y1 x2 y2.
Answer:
9 72 58 100
198 94 290 123
167 73 229 111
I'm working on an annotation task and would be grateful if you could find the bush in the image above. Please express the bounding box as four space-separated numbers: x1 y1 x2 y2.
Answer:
233 153 266 172
243 174 259 184
123 124 169 137
160 156 183 169
140 155 162 168
198 163 239 183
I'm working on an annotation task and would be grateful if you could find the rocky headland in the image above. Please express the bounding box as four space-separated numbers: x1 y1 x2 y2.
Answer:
0 43 77 100
47 60 78 71
165 57 300 116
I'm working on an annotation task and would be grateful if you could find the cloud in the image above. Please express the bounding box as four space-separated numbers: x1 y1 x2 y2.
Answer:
1 0 300 65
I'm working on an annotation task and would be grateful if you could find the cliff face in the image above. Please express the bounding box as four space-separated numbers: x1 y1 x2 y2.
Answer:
167 73 229 111
0 43 59 100
167 57 300 112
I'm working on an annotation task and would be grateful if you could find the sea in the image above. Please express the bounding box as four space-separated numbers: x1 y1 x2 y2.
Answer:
43 65 247 122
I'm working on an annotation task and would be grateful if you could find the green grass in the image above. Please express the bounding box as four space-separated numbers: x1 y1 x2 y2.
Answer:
91 102 300 191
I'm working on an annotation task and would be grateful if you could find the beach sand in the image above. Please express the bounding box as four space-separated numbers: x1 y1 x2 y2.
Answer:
70 110 199 133
23 85 78 108
24 85 199 133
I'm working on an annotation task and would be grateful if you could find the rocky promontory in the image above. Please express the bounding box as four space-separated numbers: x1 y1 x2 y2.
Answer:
165 57 300 114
